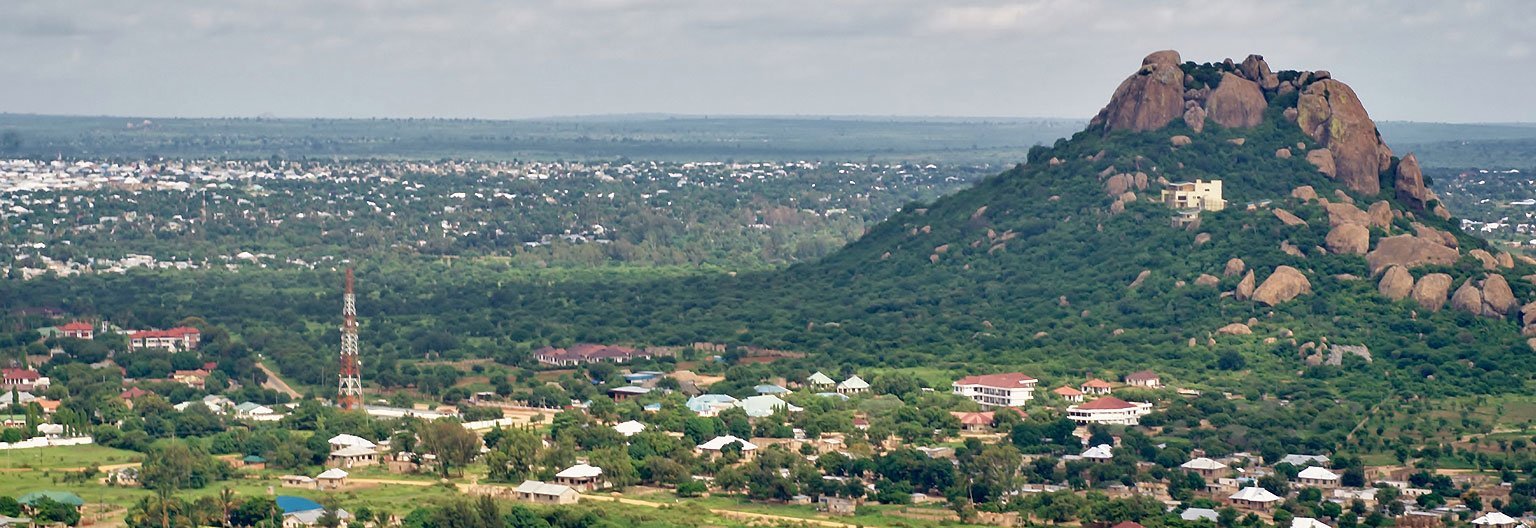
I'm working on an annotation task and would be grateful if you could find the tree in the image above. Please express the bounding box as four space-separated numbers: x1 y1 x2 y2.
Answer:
485 427 541 483
417 421 481 478
229 497 277 527
33 497 82 526
0 496 19 517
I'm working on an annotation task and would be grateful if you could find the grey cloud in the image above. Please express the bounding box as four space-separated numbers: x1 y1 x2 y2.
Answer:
0 0 1532 121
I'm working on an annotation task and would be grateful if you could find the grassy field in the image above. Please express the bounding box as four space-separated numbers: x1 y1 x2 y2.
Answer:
0 445 143 470
625 490 992 528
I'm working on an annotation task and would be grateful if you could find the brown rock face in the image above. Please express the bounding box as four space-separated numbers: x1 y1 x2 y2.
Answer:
1291 186 1317 201
1094 50 1187 133
1205 73 1267 129
1326 223 1370 255
1410 223 1457 248
1238 54 1279 90
1235 270 1257 300
1252 266 1312 306
1367 201 1392 230
1184 106 1207 134
1483 274 1517 316
1521 300 1536 327
1395 153 1432 210
1378 265 1414 300
1325 202 1371 228
1306 148 1337 178
1224 258 1247 277
1411 273 1453 311
1105 173 1134 196
1366 235 1461 274
1273 208 1308 226
1170 135 1192 147
1217 323 1253 335
1295 79 1385 195
1276 148 1293 159
1450 279 1485 316
1194 274 1221 287
1469 249 1498 270
1498 252 1515 269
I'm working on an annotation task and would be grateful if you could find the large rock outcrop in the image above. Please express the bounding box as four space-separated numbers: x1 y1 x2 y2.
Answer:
1411 273 1453 311
1377 265 1414 300
1093 51 1187 133
1450 279 1486 316
1238 54 1279 90
1325 202 1371 227
1395 153 1432 210
1205 73 1267 129
1366 235 1461 274
1235 270 1257 300
1326 223 1369 255
1482 274 1517 316
1252 266 1312 306
1296 79 1388 195
1367 201 1392 230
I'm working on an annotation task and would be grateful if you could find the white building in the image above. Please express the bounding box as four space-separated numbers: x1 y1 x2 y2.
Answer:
1297 466 1340 488
1471 512 1524 528
836 375 869 395
1066 396 1152 425
1229 486 1283 509
1161 179 1226 211
613 420 646 437
951 373 1037 408
1181 457 1229 476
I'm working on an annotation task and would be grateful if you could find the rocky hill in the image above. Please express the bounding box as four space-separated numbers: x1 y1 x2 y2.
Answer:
781 50 1536 397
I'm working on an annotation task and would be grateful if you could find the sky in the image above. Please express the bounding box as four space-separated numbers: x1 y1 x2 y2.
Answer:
2 0 1533 122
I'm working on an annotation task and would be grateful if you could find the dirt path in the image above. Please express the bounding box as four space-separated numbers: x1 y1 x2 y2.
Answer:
257 362 303 399
581 494 858 528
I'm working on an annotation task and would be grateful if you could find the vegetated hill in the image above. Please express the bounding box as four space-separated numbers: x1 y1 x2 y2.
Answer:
757 51 1536 398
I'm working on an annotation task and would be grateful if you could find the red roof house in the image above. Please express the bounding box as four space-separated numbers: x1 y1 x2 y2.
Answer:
59 321 95 340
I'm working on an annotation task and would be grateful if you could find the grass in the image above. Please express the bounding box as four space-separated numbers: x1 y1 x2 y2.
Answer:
0 445 143 469
624 491 992 528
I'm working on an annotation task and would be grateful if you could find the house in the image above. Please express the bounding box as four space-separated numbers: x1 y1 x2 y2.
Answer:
606 386 651 401
128 327 201 351
119 387 152 407
1181 457 1229 476
736 395 801 418
235 402 280 421
280 475 316 489
17 491 84 511
1182 508 1220 522
33 400 60 415
613 420 646 437
58 322 94 340
1081 444 1115 462
1333 488 1378 504
1080 379 1113 396
241 455 268 470
818 496 856 516
533 343 664 366
1066 396 1152 425
315 468 349 490
1161 179 1226 211
554 463 605 491
1298 466 1341 488
514 481 580 505
172 369 210 389
1124 370 1161 388
2 369 41 391
754 384 790 395
685 394 738 416
951 372 1037 407
328 446 379 468
1471 512 1523 528
697 435 757 461
1229 486 1283 509
328 434 376 452
1279 454 1330 467
1293 518 1333 528
950 411 995 433
1053 386 1085 403
806 372 836 389
836 375 869 395
622 371 665 385
282 508 351 528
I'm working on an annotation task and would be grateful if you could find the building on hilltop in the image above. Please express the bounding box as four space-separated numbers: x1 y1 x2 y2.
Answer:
1161 179 1226 212
128 327 201 351
58 322 95 340
952 373 1036 408
1066 396 1152 425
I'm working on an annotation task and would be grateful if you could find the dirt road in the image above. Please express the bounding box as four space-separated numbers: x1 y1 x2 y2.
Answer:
256 362 303 399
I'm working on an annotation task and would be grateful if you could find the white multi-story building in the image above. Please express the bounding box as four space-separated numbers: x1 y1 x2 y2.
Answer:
952 373 1037 408
1161 179 1225 211
1066 396 1153 425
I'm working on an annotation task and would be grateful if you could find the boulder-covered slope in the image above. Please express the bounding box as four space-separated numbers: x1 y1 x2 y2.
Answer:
779 51 1536 396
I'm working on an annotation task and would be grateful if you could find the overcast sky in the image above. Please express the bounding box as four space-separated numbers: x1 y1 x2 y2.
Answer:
2 0 1532 122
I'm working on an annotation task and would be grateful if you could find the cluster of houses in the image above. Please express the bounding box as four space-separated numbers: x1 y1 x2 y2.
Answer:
533 343 671 367
41 321 203 352
951 371 1156 425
